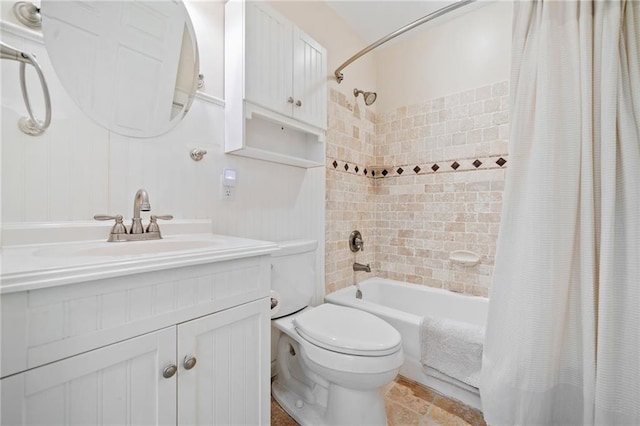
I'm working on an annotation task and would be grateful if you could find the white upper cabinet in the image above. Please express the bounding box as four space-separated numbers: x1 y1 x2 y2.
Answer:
225 0 327 168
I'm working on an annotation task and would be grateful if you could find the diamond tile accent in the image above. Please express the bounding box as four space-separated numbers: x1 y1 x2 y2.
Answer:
382 169 388 176
496 157 507 167
364 169 368 176
332 160 338 168
451 161 460 170
355 166 359 173
344 163 349 171
397 167 404 175
372 171 376 177
473 159 482 168
431 164 440 172
413 166 421 174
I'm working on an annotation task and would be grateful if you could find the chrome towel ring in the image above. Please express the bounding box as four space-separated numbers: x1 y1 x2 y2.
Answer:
1 41 52 136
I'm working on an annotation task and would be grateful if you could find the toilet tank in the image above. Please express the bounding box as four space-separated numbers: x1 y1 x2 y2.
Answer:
271 239 318 318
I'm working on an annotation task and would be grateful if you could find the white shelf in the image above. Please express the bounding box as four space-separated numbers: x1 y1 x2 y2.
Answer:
226 145 324 168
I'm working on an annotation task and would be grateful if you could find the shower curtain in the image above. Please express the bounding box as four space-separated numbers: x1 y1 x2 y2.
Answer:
480 1 639 425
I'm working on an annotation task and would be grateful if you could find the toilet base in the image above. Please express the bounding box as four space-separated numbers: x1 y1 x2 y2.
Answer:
272 379 388 426
324 383 387 425
272 380 326 426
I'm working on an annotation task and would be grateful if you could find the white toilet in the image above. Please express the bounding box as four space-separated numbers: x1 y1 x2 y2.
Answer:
271 240 404 426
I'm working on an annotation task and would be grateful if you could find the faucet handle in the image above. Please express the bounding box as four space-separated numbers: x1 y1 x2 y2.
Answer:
146 214 173 233
94 214 127 235
94 214 120 221
349 230 364 252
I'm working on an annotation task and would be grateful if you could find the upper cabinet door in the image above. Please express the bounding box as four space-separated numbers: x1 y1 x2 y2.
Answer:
292 28 327 129
245 1 293 117
1 327 176 426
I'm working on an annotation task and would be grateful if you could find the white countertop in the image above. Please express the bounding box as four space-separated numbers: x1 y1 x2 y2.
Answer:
0 233 278 294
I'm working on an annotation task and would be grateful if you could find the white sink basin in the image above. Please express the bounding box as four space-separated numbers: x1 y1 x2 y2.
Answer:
34 239 220 258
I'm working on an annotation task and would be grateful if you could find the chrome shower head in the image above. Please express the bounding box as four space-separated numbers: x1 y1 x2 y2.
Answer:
354 88 377 106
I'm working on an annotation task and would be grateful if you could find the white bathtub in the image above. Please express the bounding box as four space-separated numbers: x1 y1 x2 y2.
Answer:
325 277 489 410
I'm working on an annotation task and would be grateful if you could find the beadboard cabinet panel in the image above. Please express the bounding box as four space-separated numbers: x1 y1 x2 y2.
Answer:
245 1 293 117
1 327 177 426
177 298 270 425
2 299 271 426
292 28 327 129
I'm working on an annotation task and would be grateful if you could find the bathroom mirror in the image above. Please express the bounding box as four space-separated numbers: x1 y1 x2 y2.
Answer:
40 0 199 138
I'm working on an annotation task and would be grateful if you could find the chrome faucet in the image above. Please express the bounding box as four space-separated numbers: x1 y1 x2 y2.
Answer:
94 189 173 242
353 262 371 273
131 189 151 234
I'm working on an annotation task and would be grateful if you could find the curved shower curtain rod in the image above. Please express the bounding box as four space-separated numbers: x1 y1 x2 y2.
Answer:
334 0 477 83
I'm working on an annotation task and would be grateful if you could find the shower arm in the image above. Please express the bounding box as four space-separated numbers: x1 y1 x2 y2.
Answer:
1 41 52 136
334 0 476 83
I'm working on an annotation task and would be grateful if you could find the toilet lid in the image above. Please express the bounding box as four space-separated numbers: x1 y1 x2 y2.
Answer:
293 304 402 356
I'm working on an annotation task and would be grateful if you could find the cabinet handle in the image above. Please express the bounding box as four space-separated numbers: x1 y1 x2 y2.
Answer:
287 97 294 104
162 364 178 379
295 100 302 107
183 355 197 370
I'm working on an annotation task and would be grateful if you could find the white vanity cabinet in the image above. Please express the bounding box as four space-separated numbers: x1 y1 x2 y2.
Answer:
1 254 272 426
225 0 327 168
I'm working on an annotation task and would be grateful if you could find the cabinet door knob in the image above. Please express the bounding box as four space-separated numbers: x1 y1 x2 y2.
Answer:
287 97 294 103
183 355 197 370
162 364 178 379
295 100 302 107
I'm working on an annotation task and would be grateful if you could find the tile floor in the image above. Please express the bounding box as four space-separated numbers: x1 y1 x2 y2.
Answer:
271 376 486 426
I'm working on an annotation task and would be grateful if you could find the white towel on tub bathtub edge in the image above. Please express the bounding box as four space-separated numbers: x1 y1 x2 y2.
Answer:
420 315 485 388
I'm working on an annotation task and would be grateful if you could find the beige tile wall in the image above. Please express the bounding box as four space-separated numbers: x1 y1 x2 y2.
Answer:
325 89 377 294
325 82 509 297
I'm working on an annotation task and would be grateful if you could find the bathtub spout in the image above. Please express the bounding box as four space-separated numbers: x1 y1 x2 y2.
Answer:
353 262 371 273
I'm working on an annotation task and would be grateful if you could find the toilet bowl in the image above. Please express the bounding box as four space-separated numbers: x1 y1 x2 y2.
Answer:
271 240 404 426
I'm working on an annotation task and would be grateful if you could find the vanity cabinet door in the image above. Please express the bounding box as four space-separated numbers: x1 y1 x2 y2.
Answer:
177 297 270 426
1 327 176 426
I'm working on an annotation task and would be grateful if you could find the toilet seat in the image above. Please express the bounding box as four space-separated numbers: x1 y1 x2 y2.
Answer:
293 304 402 356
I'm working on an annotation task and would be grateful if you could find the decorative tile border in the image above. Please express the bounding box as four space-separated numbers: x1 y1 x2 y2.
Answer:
327 155 508 179
329 158 373 176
